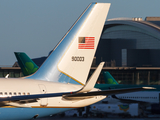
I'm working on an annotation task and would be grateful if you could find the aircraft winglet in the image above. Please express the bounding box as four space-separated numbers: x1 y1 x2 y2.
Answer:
77 62 105 93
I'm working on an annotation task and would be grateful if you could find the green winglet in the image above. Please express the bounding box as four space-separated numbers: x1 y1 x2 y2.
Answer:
103 71 118 84
14 52 39 76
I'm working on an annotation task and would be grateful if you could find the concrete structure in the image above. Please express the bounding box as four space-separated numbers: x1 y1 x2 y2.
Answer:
94 17 160 85
96 17 160 67
3 17 160 85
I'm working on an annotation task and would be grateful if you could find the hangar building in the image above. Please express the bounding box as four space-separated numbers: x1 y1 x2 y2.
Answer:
1 17 160 85
93 17 160 85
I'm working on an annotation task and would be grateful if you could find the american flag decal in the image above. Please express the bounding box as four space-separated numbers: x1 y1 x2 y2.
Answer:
78 37 95 49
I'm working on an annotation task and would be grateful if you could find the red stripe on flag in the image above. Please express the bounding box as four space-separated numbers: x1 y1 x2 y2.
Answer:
78 45 94 47
85 37 94 38
79 47 94 48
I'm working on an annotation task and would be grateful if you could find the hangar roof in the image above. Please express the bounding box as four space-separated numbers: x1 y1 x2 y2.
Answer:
103 18 160 40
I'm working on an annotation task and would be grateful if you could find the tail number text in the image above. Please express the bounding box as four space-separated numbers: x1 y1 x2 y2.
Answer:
72 56 84 62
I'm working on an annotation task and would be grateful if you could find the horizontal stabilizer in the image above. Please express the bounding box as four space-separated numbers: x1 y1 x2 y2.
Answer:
142 87 156 89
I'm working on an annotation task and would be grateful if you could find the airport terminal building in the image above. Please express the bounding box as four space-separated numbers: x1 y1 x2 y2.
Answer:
2 17 160 85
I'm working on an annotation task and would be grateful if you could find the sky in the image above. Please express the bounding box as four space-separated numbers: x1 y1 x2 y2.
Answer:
0 0 160 66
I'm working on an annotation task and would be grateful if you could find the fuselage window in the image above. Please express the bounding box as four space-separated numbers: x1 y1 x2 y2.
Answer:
9 92 12 95
27 92 30 95
5 92 7 95
14 92 16 95
0 92 3 95
18 92 21 95
23 92 25 95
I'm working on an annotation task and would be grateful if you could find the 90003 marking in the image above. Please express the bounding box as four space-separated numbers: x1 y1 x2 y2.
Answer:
72 56 84 61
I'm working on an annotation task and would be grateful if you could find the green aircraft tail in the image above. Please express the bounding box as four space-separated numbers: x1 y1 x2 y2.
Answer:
103 71 118 84
14 52 39 76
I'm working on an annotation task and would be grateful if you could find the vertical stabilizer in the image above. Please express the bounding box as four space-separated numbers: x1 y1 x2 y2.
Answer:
103 71 118 84
26 3 110 85
14 52 39 76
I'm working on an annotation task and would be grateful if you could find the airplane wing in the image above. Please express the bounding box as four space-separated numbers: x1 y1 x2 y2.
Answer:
63 87 154 100
0 87 154 102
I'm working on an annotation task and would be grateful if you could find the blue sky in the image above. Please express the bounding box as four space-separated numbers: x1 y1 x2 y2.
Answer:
0 0 160 66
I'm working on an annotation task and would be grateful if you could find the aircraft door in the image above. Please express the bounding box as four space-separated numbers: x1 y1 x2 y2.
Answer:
38 84 48 106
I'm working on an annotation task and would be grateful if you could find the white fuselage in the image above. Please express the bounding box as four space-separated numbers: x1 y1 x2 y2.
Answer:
0 78 105 120
104 91 160 104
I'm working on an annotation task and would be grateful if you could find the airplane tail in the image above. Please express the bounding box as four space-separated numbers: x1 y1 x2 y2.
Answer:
103 71 118 84
26 3 110 85
14 52 39 76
